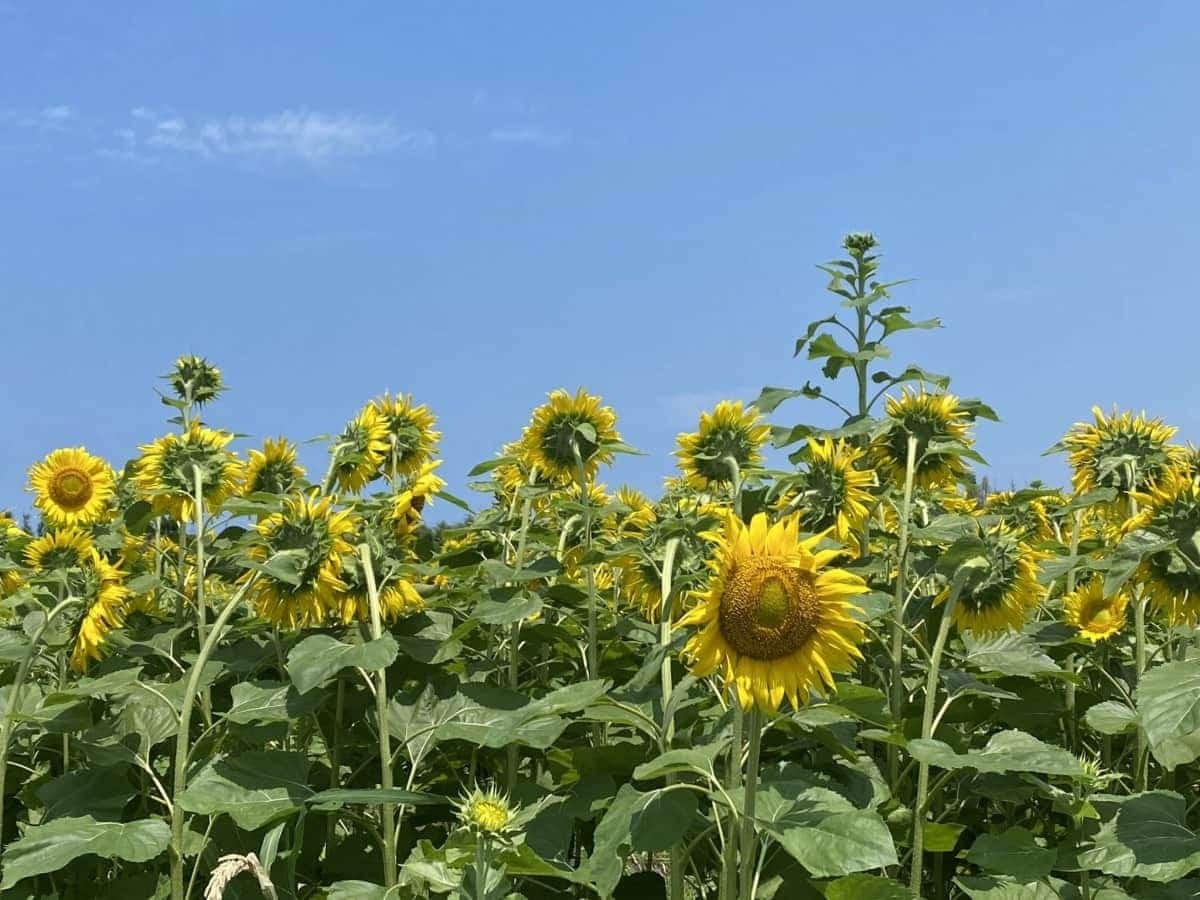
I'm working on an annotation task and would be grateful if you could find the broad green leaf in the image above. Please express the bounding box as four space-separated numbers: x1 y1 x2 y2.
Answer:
956 877 1066 899
225 680 323 724
0 816 170 889
471 590 543 625
325 882 400 899
923 821 966 852
286 634 398 693
178 750 312 830
35 768 135 822
633 746 719 781
966 827 1056 881
1137 659 1200 769
308 788 447 808
908 730 1084 779
436 681 607 750
577 784 643 897
1105 531 1176 596
629 788 698 852
1078 791 1200 883
1136 880 1200 899
825 874 917 899
1085 701 1138 736
962 632 1061 678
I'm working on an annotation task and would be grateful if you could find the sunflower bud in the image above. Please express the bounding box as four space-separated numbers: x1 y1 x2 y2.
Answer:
170 355 225 406
842 232 878 255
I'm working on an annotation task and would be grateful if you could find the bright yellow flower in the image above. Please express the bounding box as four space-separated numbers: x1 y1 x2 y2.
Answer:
25 528 99 572
676 401 770 490
1125 468 1200 625
243 437 305 496
246 494 357 630
457 785 516 837
1063 576 1128 642
940 525 1042 635
520 389 621 484
370 393 441 480
28 447 115 529
392 461 447 537
798 438 876 542
70 560 132 671
871 389 973 489
679 512 867 711
135 424 243 521
329 406 390 494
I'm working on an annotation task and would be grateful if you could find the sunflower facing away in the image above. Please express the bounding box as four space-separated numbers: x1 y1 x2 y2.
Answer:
1125 468 1200 624
1061 406 1186 510
676 401 770 490
246 494 357 630
392 461 447 537
135 424 243 521
983 491 1055 542
169 354 224 407
243 438 305 496
520 389 621 484
871 389 973 490
1063 575 1129 642
941 525 1043 635
28 447 115 529
335 551 424 625
329 406 390 494
798 438 876 541
70 559 133 671
370 393 441 481
25 527 99 572
679 511 867 711
0 514 27 597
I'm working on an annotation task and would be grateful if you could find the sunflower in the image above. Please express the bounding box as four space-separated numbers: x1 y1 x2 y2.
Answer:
679 512 867 711
25 528 98 572
871 389 973 490
70 559 132 671
1061 407 1186 511
392 461 447 537
676 401 770 490
614 551 664 620
246 494 357 630
243 438 305 496
797 438 876 541
0 515 27 597
1063 576 1128 642
983 491 1055 542
370 393 441 481
457 785 518 838
939 489 980 516
940 525 1043 635
135 424 243 521
329 406 390 494
1125 468 1200 624
605 486 657 539
28 447 115 529
169 355 224 406
520 389 621 484
335 551 424 624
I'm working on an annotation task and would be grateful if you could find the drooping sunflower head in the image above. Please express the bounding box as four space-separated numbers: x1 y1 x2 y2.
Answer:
168 355 225 407
678 512 867 711
1061 406 1186 509
334 549 424 625
243 438 305 497
135 424 243 521
520 389 621 483
70 559 132 671
797 438 876 542
605 486 657 539
247 494 357 630
982 491 1055 542
329 406 390 494
1063 575 1128 643
28 447 115 529
456 785 517 838
370 393 441 480
1126 468 1200 624
392 461 447 538
872 389 973 490
25 527 99 573
942 525 1043 635
676 401 770 490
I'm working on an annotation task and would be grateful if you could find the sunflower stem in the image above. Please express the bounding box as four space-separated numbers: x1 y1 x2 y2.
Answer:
658 537 684 900
739 706 763 900
0 598 80 846
505 467 538 795
325 673 346 860
192 465 211 725
909 577 962 896
1127 485 1150 792
889 434 919 785
359 543 398 888
57 648 69 771
722 702 744 900
171 577 255 900
1065 511 1082 755
724 456 743 520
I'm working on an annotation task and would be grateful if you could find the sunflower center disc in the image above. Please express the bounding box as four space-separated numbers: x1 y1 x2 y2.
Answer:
50 467 93 508
718 559 821 660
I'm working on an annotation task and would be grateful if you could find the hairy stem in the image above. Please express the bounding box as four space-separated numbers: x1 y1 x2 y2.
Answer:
889 435 919 784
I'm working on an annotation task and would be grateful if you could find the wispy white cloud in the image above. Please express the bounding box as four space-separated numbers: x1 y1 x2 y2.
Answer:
0 104 78 132
134 109 435 163
489 127 568 149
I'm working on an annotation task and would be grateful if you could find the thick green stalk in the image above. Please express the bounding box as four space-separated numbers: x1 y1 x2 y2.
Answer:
192 466 211 723
0 598 80 844
889 435 919 784
170 579 254 900
359 544 398 888
505 468 537 794
325 674 346 857
909 583 960 895
1065 511 1082 754
1126 488 1149 791
657 538 684 900
722 703 744 900
739 706 764 900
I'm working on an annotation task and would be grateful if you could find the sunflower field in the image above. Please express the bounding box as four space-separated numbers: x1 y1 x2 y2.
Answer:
3 233 1200 900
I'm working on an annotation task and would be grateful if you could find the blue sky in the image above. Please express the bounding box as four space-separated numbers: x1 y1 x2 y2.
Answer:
3 2 1198 519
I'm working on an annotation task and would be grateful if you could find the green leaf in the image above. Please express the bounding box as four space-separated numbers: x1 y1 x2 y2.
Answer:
1078 791 1200 882
0 816 170 889
178 750 312 830
325 882 399 900
629 788 698 852
911 514 980 544
922 821 967 852
472 589 543 625
286 634 398 693
308 788 448 809
35 768 136 822
1085 701 1139 736
908 730 1085 779
633 746 719 781
966 827 1056 881
962 632 1062 678
956 876 1065 899
225 680 323 725
1106 531 1176 596
577 784 643 897
1137 659 1200 769
243 548 307 587
436 681 608 750
825 874 917 899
